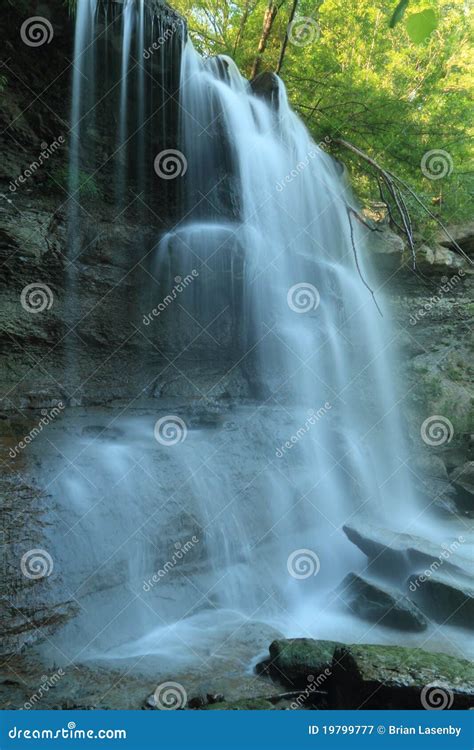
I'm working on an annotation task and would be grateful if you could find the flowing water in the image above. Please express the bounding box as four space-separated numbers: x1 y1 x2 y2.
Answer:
37 0 472 674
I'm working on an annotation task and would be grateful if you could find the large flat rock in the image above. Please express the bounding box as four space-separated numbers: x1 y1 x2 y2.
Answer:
331 643 474 709
343 520 473 576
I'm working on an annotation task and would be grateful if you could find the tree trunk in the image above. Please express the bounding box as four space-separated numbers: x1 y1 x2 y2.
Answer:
251 1 279 79
276 0 299 75
233 0 252 58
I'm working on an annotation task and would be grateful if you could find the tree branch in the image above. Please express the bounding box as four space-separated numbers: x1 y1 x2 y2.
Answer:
276 0 299 75
346 206 383 317
333 138 472 268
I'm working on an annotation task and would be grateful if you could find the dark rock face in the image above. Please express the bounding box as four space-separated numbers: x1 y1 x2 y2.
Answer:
331 643 474 710
0 475 77 655
340 572 427 631
0 0 187 411
250 72 280 106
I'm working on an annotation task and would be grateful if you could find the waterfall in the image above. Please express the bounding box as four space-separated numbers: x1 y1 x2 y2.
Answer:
66 0 98 384
40 1 471 671
116 0 134 207
161 40 418 529
141 41 425 639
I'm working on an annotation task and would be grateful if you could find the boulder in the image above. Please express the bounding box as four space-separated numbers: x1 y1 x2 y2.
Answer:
262 638 338 688
342 520 472 577
436 222 474 257
250 72 280 105
339 572 427 631
407 570 474 629
331 643 474 709
416 243 468 274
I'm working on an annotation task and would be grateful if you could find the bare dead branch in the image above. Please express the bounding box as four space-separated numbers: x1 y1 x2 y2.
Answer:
333 138 472 267
346 206 383 317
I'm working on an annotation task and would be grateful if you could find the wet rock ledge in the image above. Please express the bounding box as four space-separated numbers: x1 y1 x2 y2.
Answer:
249 639 473 710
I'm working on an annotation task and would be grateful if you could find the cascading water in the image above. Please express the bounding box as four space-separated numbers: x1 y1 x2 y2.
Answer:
66 0 98 379
38 0 472 674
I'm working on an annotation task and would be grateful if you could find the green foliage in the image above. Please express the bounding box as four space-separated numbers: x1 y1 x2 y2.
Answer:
174 0 473 239
47 166 101 201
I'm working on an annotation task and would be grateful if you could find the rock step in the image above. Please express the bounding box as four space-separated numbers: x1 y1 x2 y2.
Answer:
343 520 473 577
408 570 474 629
339 572 427 631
